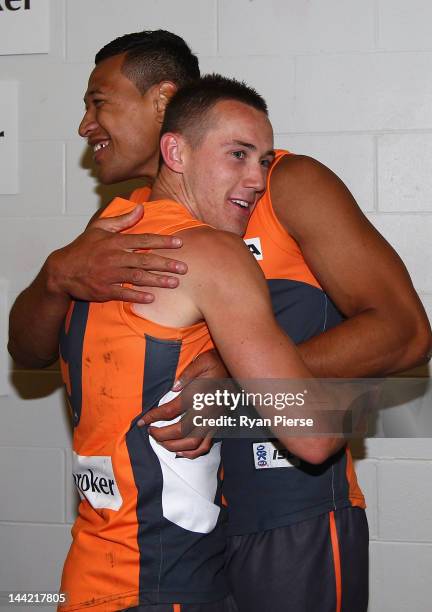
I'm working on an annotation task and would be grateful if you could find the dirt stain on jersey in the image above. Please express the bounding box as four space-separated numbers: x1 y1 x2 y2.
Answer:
105 551 115 568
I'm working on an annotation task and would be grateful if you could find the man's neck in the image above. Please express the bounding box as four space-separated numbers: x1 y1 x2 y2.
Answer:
149 166 198 219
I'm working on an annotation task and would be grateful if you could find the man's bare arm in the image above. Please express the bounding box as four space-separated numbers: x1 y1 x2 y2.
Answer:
8 205 187 368
185 229 344 465
271 155 432 377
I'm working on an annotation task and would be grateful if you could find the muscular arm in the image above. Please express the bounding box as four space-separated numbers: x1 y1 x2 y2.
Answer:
270 155 432 377
182 229 344 464
8 205 187 368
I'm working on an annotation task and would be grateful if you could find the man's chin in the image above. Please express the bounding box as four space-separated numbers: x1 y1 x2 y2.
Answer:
96 167 128 186
96 165 153 186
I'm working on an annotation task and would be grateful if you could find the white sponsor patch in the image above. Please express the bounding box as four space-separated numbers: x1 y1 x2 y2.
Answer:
244 237 263 260
253 441 300 469
72 453 123 511
149 390 221 534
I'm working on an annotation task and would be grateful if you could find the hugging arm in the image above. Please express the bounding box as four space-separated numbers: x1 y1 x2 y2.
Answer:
271 155 432 377
8 205 187 368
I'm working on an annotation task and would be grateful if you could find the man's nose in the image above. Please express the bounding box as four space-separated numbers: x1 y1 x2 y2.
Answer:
78 108 97 138
245 162 267 193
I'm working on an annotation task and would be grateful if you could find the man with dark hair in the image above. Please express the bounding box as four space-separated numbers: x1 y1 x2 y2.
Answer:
160 74 267 144
57 73 340 612
94 30 200 93
9 29 431 612
73 30 200 187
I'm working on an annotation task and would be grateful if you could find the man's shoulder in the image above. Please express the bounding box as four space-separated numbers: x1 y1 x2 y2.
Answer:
176 227 255 294
271 154 334 189
177 226 268 315
269 153 360 233
179 226 248 260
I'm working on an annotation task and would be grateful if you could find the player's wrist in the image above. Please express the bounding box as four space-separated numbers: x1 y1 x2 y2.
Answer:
42 249 73 302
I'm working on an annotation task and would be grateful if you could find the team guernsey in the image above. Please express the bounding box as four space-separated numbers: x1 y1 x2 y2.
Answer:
222 150 366 536
59 198 228 611
129 155 366 536
129 166 367 611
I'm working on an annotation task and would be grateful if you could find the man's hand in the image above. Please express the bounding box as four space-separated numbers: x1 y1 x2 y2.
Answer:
138 349 228 459
8 204 188 368
47 204 188 304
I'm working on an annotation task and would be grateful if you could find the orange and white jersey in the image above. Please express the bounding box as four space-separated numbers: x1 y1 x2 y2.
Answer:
59 198 228 611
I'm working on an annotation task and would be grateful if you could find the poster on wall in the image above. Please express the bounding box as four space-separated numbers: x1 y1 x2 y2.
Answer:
0 0 49 55
0 279 9 396
0 81 18 194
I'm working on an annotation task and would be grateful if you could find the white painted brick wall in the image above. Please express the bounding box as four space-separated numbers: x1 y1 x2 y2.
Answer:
294 52 432 132
218 0 376 55
200 54 296 132
276 133 376 212
378 134 432 212
422 295 432 326
378 461 432 541
378 0 432 51
0 447 65 523
66 0 218 61
367 213 432 293
0 142 65 218
370 542 432 612
1 1 431 610
0 524 72 590
364 438 432 460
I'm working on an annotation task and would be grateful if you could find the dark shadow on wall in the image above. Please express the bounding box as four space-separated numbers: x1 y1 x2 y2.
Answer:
9 364 74 440
10 363 63 399
350 438 366 461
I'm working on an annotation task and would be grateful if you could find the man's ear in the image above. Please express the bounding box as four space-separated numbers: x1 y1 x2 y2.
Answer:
160 132 186 173
155 81 177 123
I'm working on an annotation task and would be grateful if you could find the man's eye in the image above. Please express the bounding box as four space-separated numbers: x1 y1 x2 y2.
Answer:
93 99 105 107
261 158 272 168
232 150 246 160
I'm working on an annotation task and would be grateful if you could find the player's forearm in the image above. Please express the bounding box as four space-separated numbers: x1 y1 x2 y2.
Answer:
8 256 71 368
281 436 345 465
298 307 432 378
243 380 346 464
228 341 347 464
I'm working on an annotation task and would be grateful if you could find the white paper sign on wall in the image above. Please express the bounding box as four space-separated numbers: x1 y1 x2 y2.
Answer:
0 0 49 55
0 81 18 194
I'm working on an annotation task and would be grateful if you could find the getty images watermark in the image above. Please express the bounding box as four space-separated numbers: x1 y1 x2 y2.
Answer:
176 378 432 438
192 388 314 430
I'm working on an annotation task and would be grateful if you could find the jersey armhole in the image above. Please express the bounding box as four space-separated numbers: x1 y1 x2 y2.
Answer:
258 150 303 256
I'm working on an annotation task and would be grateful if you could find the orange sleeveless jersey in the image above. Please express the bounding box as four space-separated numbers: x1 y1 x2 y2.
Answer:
224 150 365 534
130 172 365 533
59 198 227 610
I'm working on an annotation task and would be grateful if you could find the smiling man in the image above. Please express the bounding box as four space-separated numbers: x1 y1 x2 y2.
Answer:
84 52 172 185
57 74 342 612
9 30 431 612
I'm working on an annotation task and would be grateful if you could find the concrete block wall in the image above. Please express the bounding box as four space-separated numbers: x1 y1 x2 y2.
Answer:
0 1 431 609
